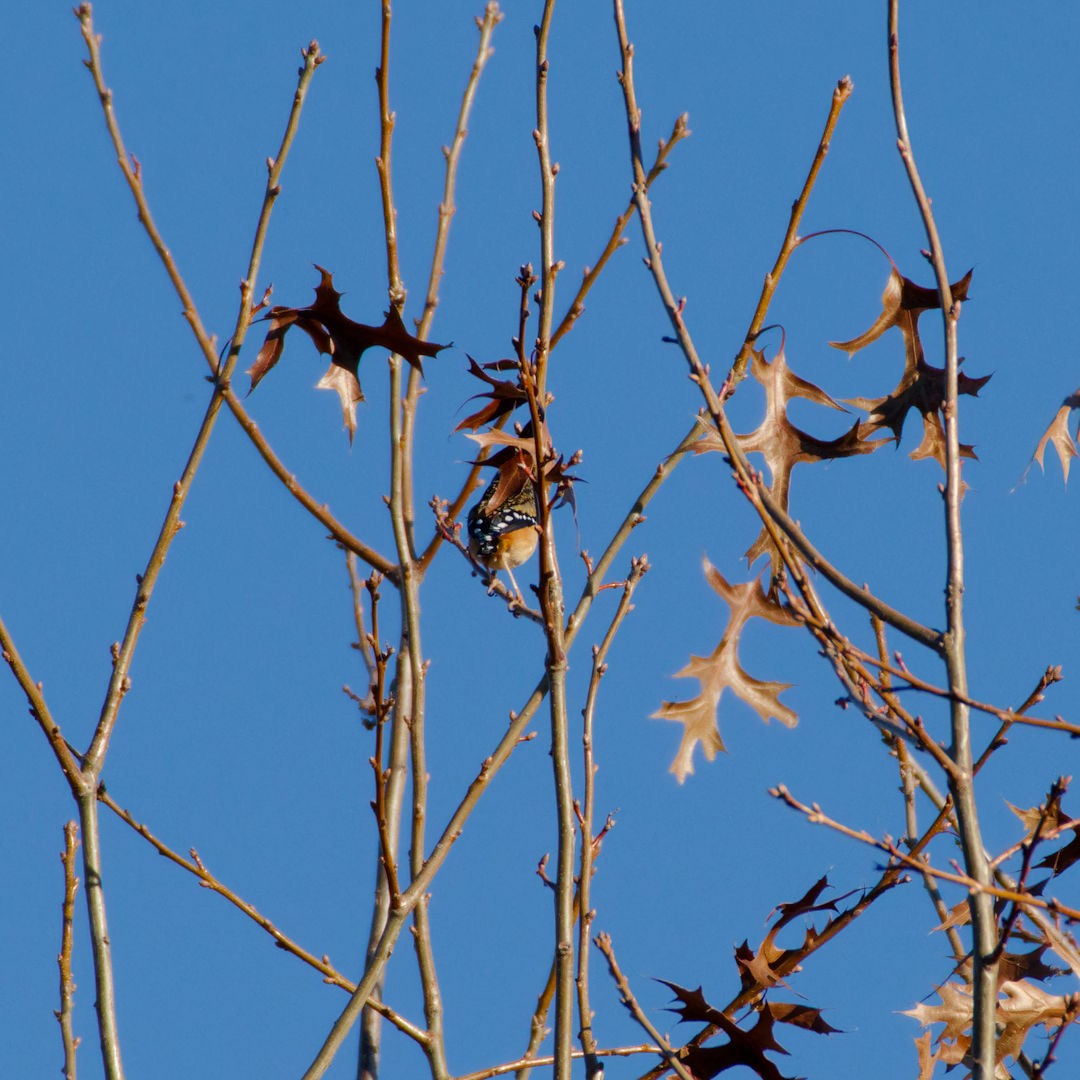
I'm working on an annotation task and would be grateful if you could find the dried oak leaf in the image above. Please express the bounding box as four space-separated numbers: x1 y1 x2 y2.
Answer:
248 265 449 442
998 948 1065 986
653 559 800 783
764 1002 842 1036
657 982 799 1080
1037 823 1080 876
1007 792 1068 840
914 1029 941 1080
454 355 528 432
696 343 883 574
905 979 1080 1075
832 267 990 468
1032 391 1080 483
736 876 842 996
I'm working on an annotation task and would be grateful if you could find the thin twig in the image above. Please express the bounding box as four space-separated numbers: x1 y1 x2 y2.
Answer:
594 933 695 1080
550 115 689 350
729 76 854 385
576 558 646 1077
372 2 448 1075
772 785 1080 921
0 613 84 785
454 1043 666 1080
96 787 429 1041
414 2 503 572
57 822 81 1080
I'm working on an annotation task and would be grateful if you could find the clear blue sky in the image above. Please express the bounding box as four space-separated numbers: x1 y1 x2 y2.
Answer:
4 3 1078 1078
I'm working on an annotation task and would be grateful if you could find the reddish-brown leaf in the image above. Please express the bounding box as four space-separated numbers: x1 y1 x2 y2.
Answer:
247 265 448 442
658 982 799 1080
454 355 529 431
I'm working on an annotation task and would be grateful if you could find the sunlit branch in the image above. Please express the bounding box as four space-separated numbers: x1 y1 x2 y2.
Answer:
576 559 645 1077
57 822 81 1080
729 76 854 385
594 933 695 1080
773 784 1080 922
454 1043 667 1080
887 4 995 1072
550 115 689 351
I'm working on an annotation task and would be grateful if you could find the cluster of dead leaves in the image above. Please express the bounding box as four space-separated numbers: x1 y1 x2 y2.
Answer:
905 782 1080 1077
655 877 855 1080
659 266 990 779
247 265 448 442
907 980 1078 1079
455 355 580 529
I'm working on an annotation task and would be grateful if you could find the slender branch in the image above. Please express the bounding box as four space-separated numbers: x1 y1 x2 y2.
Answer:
576 559 646 1077
412 2 501 570
773 785 1080 920
566 417 703 642
526 7 575 1078
454 1043 666 1080
419 2 502 338
550 114 689 351
372 2 448 1075
219 389 398 579
532 1 559 398
77 10 331 774
594 934 695 1080
57 822 81 1080
95 788 427 1042
887 5 996 1074
0 613 85 786
729 75 854 385
76 792 123 1080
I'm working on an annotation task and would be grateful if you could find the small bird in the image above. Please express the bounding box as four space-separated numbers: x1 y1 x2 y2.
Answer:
467 473 539 597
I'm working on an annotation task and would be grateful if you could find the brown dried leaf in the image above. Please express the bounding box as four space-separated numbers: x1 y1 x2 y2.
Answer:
653 560 800 782
913 1029 940 1080
905 979 1080 1074
248 265 449 442
657 982 803 1080
697 343 884 574
1006 793 1067 839
1032 393 1080 483
764 1001 842 1035
998 948 1064 986
454 355 528 431
833 267 989 468
1037 825 1080 876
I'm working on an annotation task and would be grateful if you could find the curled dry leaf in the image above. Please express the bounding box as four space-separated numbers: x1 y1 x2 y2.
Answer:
832 266 990 468
247 265 449 442
1031 391 1080 483
454 355 528 432
653 558 800 782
